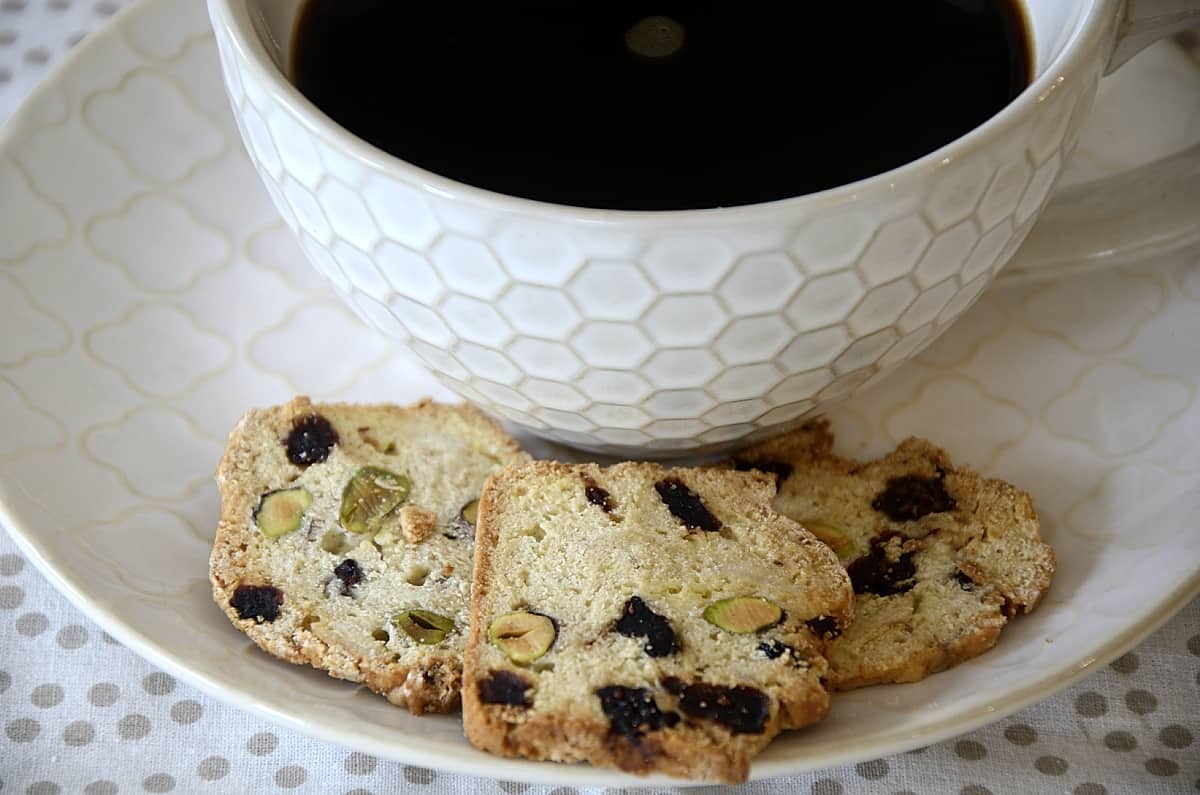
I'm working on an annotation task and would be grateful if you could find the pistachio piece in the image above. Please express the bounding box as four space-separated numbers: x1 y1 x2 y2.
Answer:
489 611 556 663
392 609 455 645
339 466 411 534
703 596 782 633
254 487 312 538
447 499 480 539
802 520 857 559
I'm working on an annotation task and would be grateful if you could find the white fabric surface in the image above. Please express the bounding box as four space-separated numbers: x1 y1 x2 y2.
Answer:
1 2 1197 793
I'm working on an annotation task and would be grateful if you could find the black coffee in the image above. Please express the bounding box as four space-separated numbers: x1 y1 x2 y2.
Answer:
292 1 1030 210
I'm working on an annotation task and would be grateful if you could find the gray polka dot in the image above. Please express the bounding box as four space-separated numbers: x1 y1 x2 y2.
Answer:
961 787 994 795
1 0 28 11
88 682 119 707
84 782 118 795
275 766 307 788
0 29 17 45
23 46 50 64
1109 652 1139 673
344 753 376 775
1160 725 1193 749
63 720 95 746
0 66 10 84
1146 758 1180 777
16 612 48 636
5 717 40 742
895 791 919 795
404 767 436 785
811 781 843 795
197 756 229 781
1126 689 1157 714
27 782 61 795
0 553 22 575
1104 730 1137 752
344 790 374 795
905 746 928 754
856 760 888 780
1074 784 1107 795
1074 691 1107 717
142 672 175 696
955 740 987 760
30 683 63 708
0 670 10 692
1005 724 1037 746
117 713 150 740
1035 756 1068 776
497 783 529 794
56 624 88 649
246 731 278 755
170 700 201 724
545 789 575 795
48 0 71 9
143 773 175 793
1188 634 1199 656
101 632 120 645
0 584 24 609
66 31 85 47
94 0 118 13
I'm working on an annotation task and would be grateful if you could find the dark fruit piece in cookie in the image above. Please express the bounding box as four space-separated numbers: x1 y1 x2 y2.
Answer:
614 596 679 657
230 584 283 622
333 558 363 594
846 537 917 597
872 475 955 521
676 683 770 734
286 414 338 467
805 615 842 639
655 477 720 531
597 685 679 741
478 670 532 706
583 477 616 514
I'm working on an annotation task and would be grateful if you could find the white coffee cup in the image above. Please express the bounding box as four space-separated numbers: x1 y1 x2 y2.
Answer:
207 0 1200 455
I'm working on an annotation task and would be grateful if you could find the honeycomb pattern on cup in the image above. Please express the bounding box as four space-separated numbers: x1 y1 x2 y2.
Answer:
211 16 1098 455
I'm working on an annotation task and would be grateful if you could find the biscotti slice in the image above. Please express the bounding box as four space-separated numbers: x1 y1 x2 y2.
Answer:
733 420 1055 691
211 396 529 714
462 461 854 783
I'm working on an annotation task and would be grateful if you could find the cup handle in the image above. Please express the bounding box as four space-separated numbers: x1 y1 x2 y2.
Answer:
1108 0 1200 72
998 2 1200 285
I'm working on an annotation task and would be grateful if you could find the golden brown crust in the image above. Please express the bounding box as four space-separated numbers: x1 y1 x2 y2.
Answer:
210 395 528 714
735 422 1055 691
464 460 853 783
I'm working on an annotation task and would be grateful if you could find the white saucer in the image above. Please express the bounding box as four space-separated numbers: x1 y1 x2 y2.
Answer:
0 0 1198 784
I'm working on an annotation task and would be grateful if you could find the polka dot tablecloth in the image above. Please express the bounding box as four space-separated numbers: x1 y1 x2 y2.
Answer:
1 3 1198 793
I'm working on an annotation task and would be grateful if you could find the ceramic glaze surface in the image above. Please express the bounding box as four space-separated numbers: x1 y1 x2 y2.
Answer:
205 0 1135 455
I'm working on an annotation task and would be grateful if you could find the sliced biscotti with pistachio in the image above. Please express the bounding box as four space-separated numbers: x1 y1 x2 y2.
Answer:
211 396 529 714
733 420 1055 691
462 461 853 783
